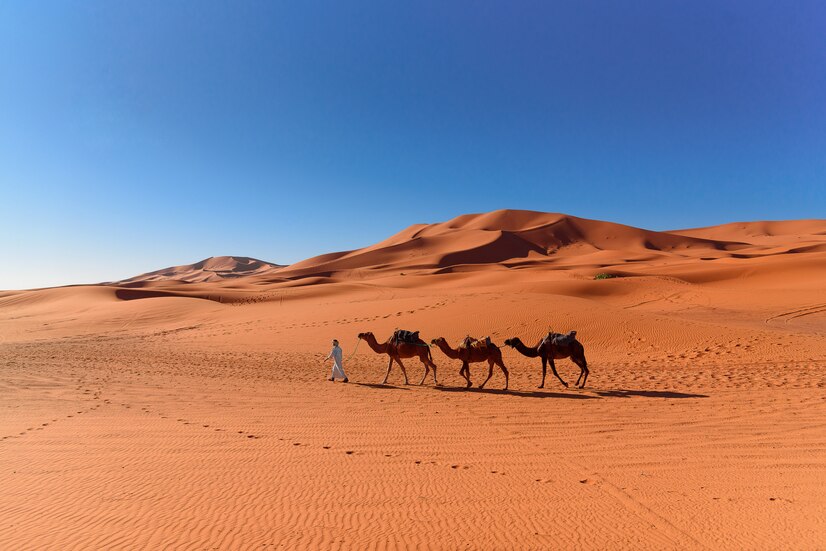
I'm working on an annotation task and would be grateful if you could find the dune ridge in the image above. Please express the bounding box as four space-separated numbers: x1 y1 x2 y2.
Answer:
114 255 284 285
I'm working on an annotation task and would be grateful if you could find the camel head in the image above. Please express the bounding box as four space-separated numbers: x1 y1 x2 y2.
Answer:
357 332 373 340
430 337 446 346
503 337 521 348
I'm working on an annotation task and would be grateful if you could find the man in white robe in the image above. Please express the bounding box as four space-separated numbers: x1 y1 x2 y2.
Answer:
325 339 348 382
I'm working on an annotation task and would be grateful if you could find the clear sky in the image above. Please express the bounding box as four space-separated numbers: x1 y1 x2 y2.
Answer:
1 1 824 289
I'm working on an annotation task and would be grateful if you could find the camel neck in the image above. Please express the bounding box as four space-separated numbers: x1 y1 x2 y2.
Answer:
437 342 461 359
514 340 540 357
364 336 387 354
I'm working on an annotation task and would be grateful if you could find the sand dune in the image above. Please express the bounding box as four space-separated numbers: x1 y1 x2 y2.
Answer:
1 210 824 549
116 255 283 285
277 210 755 281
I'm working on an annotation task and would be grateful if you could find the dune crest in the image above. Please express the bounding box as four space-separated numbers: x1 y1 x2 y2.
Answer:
273 209 822 282
115 255 284 285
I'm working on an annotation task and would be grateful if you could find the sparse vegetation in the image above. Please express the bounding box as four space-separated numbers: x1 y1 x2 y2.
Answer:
594 273 618 280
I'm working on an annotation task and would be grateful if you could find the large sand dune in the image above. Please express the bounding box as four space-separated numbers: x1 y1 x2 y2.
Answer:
1 210 824 549
116 255 284 285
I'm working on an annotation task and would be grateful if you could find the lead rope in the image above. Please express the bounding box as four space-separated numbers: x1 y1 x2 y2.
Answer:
343 336 363 364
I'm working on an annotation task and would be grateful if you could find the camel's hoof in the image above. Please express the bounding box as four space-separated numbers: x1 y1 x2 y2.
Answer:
563 383 569 388
537 385 544 389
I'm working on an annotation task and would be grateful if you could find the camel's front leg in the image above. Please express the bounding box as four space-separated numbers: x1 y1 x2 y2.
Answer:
381 356 394 385
539 357 547 388
549 358 568 388
479 359 494 389
460 362 472 388
395 357 410 385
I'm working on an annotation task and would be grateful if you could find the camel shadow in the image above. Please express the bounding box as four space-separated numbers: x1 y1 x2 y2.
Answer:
352 382 411 391
594 389 709 399
433 386 598 399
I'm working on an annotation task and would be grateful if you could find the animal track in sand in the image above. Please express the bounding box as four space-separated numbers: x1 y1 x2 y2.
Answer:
2 403 104 441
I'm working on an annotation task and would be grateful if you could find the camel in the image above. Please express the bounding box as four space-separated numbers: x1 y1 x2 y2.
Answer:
357 331 438 386
504 333 589 389
430 337 509 390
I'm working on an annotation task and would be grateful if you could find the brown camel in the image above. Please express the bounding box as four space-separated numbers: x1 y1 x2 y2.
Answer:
357 332 438 385
430 337 509 390
504 333 589 389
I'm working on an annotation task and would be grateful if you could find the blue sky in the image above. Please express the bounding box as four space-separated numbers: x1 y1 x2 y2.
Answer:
1 1 824 289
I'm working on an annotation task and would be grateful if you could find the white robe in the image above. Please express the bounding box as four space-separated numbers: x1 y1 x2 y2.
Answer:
326 345 347 379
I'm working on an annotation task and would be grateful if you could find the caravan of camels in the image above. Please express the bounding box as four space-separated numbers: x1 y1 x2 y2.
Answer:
356 329 589 390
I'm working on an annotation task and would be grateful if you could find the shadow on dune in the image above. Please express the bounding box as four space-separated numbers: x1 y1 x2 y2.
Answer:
350 383 708 399
433 386 598 399
594 389 709 399
352 382 411 391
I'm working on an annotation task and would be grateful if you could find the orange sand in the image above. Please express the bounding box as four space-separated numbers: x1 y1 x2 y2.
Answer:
1 210 824 549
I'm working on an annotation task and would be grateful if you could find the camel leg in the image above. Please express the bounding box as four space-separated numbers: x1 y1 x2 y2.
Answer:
498 359 509 390
574 359 584 387
479 359 494 389
548 358 568 388
539 357 547 388
430 360 439 386
460 362 472 388
574 355 589 388
418 358 429 386
396 357 410 385
381 356 394 385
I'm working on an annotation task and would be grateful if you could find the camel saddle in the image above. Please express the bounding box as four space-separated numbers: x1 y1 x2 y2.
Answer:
392 329 420 344
459 336 492 351
543 331 577 347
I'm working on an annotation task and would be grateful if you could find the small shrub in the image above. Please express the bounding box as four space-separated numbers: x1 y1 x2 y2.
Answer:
594 273 618 280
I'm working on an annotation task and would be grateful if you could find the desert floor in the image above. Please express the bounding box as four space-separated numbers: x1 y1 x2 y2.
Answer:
1 265 824 550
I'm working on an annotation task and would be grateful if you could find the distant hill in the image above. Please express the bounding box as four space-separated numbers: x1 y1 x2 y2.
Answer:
114 256 284 285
